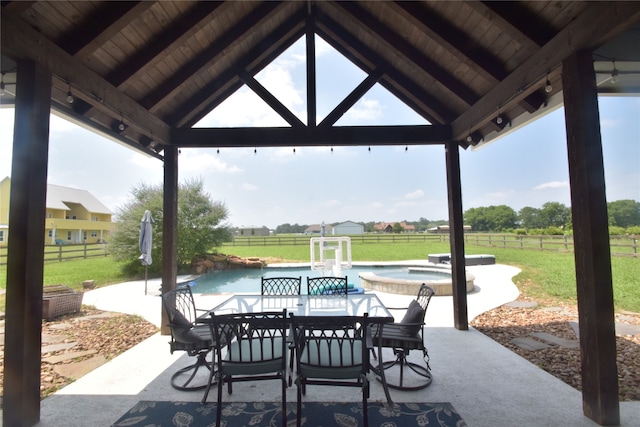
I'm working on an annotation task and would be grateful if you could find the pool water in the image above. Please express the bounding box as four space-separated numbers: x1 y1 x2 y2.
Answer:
187 265 449 294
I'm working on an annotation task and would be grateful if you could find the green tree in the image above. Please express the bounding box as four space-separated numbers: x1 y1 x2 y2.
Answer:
392 222 404 233
110 179 232 275
539 202 570 228
464 205 517 231
518 206 542 229
608 199 640 228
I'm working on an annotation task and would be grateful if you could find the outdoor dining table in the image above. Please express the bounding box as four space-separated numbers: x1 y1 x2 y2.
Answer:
203 293 396 405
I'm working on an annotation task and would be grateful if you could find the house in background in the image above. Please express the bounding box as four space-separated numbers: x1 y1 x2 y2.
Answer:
304 223 334 235
333 221 364 235
374 221 416 233
0 177 112 246
236 226 270 237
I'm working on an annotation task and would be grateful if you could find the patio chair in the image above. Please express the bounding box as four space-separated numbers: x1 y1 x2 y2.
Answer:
307 276 348 295
161 286 216 391
204 309 288 427
291 313 370 427
261 276 302 295
371 284 435 390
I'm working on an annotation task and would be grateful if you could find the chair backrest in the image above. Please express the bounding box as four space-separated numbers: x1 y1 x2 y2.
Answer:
291 314 369 376
162 286 198 327
307 276 348 295
416 284 435 315
209 310 288 373
261 276 302 295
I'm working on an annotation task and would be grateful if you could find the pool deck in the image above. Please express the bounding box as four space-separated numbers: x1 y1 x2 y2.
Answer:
26 262 640 426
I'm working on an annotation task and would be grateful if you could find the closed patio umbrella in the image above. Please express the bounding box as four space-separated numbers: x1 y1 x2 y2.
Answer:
139 210 154 295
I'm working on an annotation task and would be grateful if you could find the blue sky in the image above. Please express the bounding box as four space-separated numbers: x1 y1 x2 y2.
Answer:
1 36 638 229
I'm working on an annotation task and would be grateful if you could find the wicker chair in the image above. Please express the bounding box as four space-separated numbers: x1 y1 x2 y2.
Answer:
204 310 289 427
161 286 215 391
371 284 435 390
291 314 370 427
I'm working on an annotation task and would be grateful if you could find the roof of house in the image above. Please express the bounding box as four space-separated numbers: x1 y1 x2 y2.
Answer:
305 223 333 233
46 183 111 214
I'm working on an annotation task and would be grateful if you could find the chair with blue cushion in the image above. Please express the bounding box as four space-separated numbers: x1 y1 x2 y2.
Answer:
371 284 435 390
291 313 370 427
307 276 348 295
161 286 215 391
204 309 288 427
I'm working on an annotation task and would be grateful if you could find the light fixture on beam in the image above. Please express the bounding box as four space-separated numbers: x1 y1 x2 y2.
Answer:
66 83 74 104
544 73 553 93
610 60 619 84
117 114 127 132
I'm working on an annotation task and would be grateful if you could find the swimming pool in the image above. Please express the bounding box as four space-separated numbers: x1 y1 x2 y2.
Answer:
186 264 469 295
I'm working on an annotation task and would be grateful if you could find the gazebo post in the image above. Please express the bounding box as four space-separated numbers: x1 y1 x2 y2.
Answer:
161 145 179 336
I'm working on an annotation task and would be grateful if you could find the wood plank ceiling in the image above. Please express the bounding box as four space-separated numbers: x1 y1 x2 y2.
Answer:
1 1 639 159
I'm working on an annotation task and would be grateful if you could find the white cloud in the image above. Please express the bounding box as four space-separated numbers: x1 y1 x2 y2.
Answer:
403 189 424 200
344 98 383 122
533 181 569 190
178 150 242 174
242 183 259 191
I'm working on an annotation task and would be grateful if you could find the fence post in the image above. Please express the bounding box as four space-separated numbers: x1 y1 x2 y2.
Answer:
520 236 523 249
503 235 506 248
539 236 543 250
634 238 637 255
564 235 568 251
58 246 62 262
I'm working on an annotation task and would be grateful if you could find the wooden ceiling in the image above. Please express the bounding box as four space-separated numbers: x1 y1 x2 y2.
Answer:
1 1 639 160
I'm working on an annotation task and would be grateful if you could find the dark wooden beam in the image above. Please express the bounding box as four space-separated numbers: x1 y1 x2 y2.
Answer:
306 17 317 127
319 69 382 127
562 51 619 426
171 11 307 128
476 1 555 48
315 10 454 124
451 1 640 141
445 142 468 330
239 70 305 128
161 145 179 336
0 11 171 145
107 1 225 88
3 60 51 427
392 1 506 84
335 1 478 106
172 125 450 148
141 1 284 114
60 1 154 58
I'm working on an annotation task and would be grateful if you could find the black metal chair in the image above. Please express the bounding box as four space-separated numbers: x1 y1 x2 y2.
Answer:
291 314 370 427
161 286 215 391
204 309 288 427
371 284 435 390
307 276 348 295
261 276 302 295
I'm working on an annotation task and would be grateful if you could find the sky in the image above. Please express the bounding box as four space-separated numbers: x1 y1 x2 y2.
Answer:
1 36 639 229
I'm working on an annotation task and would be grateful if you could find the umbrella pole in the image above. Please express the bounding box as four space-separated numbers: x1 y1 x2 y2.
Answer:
144 265 148 295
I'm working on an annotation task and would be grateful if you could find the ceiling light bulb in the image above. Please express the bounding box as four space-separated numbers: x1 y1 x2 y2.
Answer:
66 91 74 104
611 68 619 84
466 135 473 143
545 79 553 93
118 121 125 131
496 115 503 125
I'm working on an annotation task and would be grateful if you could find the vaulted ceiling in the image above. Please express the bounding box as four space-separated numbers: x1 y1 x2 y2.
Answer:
2 1 639 160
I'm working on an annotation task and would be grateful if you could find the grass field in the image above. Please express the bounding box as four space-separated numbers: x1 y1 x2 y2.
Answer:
1 240 638 313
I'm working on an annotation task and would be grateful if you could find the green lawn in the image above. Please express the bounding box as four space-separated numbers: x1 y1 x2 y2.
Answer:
1 241 638 313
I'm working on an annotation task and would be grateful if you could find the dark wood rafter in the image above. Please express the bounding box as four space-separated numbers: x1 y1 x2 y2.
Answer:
169 10 307 128
315 11 453 124
0 11 171 146
239 69 305 128
451 1 640 141
106 2 226 88
59 1 155 58
333 1 479 107
140 1 286 114
319 69 383 128
306 10 317 127
172 125 450 148
392 1 507 85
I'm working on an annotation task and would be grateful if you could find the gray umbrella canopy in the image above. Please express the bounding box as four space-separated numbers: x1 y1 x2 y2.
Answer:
139 210 154 266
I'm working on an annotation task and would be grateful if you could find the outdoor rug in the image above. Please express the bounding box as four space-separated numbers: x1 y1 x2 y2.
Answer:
112 401 467 426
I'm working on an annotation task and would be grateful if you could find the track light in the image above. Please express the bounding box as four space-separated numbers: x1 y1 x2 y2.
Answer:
611 61 619 84
66 83 74 104
544 73 553 93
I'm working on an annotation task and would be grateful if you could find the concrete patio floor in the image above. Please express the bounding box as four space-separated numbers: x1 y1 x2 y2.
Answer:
28 263 640 426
